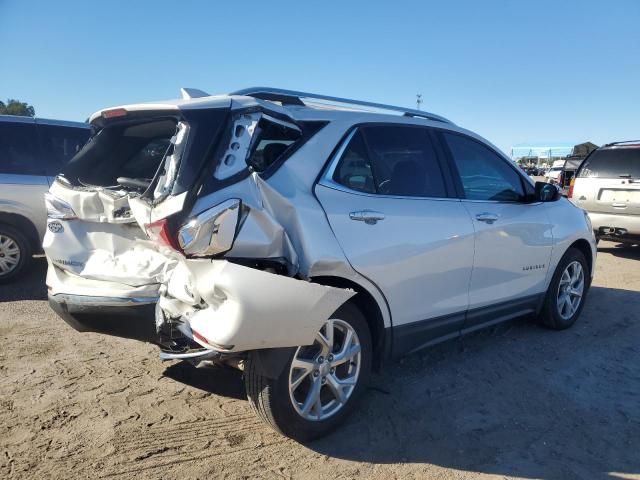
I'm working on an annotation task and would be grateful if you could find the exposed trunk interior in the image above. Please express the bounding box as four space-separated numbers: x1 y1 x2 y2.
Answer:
62 118 179 190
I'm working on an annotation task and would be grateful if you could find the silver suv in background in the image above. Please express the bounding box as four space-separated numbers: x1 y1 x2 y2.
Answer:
0 115 90 281
570 141 640 244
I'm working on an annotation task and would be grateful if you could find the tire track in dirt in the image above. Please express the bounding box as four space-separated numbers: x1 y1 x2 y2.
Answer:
100 412 286 478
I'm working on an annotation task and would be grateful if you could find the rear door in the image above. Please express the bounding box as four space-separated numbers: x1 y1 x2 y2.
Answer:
0 119 50 241
439 131 553 329
316 124 475 353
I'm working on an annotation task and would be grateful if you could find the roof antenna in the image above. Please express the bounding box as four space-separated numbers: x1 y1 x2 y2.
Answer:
416 94 423 111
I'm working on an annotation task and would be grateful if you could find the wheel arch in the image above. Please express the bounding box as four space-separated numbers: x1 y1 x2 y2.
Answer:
568 238 593 282
310 275 389 370
0 212 41 252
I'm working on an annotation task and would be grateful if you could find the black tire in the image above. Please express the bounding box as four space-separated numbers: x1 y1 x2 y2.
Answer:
244 301 372 442
537 247 589 330
0 224 32 283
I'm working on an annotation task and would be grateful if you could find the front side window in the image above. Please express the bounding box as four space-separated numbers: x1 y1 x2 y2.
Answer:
332 125 447 197
443 132 525 202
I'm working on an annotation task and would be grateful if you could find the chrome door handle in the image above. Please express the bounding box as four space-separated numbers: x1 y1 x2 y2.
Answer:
349 210 385 225
475 212 499 224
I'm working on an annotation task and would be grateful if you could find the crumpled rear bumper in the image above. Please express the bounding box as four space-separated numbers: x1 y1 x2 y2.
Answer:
48 293 158 343
159 259 355 353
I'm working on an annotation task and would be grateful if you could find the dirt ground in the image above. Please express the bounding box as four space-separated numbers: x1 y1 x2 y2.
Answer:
1 242 639 480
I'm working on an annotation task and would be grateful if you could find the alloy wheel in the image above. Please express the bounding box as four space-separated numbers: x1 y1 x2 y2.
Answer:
557 260 584 320
288 319 362 421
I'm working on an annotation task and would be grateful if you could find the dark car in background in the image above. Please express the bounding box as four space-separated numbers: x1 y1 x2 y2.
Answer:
0 115 90 281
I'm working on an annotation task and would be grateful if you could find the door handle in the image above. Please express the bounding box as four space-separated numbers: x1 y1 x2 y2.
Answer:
475 212 499 224
349 210 385 225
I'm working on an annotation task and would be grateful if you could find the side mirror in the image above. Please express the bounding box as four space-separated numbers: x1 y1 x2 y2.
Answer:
535 181 561 202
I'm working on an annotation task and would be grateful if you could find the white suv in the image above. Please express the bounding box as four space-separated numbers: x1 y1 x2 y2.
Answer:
44 88 596 440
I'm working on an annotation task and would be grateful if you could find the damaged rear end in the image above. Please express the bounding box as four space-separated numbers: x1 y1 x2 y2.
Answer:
44 93 351 363
45 96 232 342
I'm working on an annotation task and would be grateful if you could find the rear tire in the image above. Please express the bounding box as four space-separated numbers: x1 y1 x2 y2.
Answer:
537 247 589 330
0 224 32 283
244 301 372 442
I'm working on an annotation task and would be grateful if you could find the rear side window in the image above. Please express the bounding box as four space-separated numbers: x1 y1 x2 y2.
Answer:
443 132 525 202
578 147 640 179
0 122 40 175
37 124 90 175
333 125 447 197
332 130 375 193
247 117 301 172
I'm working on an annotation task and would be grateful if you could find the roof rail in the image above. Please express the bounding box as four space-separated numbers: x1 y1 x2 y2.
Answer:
229 87 453 124
603 140 640 147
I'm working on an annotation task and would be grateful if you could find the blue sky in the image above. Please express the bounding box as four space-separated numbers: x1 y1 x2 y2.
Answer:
1 0 638 154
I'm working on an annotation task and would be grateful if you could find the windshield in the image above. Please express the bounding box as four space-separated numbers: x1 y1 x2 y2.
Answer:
578 147 640 179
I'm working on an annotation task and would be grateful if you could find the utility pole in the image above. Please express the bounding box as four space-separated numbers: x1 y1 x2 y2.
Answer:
416 94 423 111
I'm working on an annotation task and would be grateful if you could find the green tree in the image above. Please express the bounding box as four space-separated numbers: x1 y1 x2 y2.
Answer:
0 99 36 117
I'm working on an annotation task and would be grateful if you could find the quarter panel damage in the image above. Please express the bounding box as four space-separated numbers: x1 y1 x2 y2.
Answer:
161 260 355 352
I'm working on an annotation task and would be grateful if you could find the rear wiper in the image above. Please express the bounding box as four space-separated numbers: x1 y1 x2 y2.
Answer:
117 177 152 191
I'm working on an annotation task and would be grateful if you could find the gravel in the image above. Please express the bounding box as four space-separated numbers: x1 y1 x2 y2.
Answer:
1 242 639 479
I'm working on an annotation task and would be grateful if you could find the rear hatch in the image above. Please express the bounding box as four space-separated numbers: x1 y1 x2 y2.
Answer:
43 94 308 296
44 98 232 294
573 145 640 216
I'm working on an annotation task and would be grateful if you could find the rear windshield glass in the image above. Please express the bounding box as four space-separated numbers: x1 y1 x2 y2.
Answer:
63 118 177 187
578 147 640 179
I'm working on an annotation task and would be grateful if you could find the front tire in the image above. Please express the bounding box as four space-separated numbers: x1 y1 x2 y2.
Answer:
537 247 589 330
244 301 372 442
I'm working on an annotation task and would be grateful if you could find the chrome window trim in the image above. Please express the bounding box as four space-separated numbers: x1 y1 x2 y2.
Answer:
460 198 542 205
317 180 462 202
323 128 357 183
319 126 455 202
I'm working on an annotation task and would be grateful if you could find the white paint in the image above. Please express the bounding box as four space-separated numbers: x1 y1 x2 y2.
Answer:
163 260 355 352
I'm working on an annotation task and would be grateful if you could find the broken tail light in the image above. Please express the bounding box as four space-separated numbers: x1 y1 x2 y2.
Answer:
44 193 77 219
178 199 241 257
145 218 182 251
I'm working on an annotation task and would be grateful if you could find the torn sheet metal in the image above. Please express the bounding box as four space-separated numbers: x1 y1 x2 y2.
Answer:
44 215 177 287
214 112 260 180
44 180 179 288
49 180 135 224
161 260 355 352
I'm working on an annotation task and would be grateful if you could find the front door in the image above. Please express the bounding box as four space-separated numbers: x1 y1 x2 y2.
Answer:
440 131 553 331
